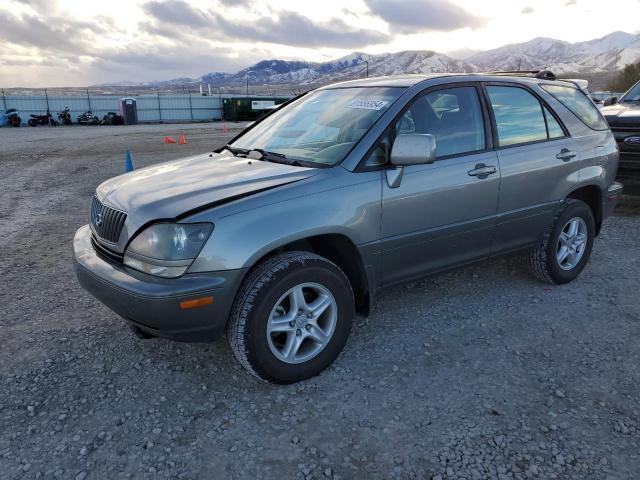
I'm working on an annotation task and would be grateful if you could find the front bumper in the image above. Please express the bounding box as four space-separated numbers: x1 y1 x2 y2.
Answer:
73 225 246 342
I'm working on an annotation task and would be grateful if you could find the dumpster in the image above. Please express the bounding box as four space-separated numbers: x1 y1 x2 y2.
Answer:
222 97 289 121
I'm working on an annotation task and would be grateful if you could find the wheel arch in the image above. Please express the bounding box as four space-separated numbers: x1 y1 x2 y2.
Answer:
566 184 603 234
240 233 372 316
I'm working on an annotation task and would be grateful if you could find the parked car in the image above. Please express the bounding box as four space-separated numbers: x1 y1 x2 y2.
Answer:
600 79 640 182
74 71 622 383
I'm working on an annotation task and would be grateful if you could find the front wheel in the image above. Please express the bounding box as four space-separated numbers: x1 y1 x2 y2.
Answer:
228 251 354 384
528 199 595 284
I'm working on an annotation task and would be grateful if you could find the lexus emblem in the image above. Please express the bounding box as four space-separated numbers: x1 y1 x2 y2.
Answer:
95 212 103 226
624 136 640 145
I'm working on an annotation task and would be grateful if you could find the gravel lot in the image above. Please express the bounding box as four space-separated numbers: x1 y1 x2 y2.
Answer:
1 123 639 480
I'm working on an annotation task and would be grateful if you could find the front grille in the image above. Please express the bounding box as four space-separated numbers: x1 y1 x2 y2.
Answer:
91 235 125 263
90 195 127 244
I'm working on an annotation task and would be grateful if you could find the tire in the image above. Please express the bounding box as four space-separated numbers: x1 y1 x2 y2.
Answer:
228 251 354 384
28 119 37 127
528 199 595 284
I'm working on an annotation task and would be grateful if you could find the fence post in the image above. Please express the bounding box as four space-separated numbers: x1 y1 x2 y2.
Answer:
188 91 193 121
44 88 50 113
157 91 162 122
86 88 92 112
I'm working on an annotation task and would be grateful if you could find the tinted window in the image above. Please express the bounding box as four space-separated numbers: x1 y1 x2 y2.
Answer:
487 86 547 146
541 84 608 130
395 86 485 157
544 106 565 139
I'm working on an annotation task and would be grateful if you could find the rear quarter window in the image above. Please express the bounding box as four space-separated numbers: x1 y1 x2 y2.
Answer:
541 84 608 131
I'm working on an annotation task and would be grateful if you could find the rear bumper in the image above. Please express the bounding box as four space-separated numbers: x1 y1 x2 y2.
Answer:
73 225 246 342
604 182 624 218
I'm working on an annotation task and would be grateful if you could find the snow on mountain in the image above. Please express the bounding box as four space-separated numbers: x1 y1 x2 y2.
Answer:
96 31 640 88
467 32 640 74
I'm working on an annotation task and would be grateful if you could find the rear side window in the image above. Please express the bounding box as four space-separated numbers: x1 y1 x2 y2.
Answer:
486 86 547 146
544 106 565 139
541 84 608 130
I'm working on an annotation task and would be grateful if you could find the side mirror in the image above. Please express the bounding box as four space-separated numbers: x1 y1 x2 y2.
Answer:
390 134 436 166
603 96 618 106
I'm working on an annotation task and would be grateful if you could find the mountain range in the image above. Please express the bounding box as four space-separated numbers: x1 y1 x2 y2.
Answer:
98 31 640 91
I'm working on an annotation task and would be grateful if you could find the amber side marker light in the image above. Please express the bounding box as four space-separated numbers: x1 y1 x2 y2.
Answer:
180 296 214 310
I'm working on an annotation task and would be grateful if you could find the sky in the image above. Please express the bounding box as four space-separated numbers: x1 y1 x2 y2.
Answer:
0 0 639 87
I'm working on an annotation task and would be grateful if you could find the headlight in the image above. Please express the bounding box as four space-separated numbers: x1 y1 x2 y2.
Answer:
123 223 213 278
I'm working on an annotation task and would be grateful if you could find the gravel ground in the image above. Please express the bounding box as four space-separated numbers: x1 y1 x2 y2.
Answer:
1 123 639 480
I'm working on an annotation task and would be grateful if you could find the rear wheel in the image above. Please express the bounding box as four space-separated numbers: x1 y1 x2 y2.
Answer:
528 199 595 284
28 119 37 127
228 251 354 384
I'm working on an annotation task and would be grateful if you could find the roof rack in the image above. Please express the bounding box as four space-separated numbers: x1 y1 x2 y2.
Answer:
483 70 557 80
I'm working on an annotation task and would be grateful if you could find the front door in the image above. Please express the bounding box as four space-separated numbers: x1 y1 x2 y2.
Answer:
378 85 501 286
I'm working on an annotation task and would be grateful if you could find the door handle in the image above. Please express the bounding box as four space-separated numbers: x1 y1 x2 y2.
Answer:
468 164 497 177
556 148 577 161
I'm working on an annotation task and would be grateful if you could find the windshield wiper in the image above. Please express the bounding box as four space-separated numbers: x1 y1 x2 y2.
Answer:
247 148 303 167
220 145 249 156
221 145 307 167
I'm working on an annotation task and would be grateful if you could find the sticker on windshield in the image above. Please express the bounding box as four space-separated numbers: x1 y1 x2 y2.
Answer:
346 99 389 110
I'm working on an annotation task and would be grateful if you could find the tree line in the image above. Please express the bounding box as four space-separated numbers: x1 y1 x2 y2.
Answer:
606 62 640 92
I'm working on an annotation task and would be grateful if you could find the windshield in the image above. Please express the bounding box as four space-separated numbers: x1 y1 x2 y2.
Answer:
230 87 405 166
620 81 640 102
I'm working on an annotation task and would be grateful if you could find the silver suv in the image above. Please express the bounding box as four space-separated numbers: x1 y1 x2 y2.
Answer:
74 72 623 383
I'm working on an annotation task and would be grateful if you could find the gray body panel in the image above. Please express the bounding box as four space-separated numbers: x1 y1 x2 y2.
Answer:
380 151 500 285
75 73 621 340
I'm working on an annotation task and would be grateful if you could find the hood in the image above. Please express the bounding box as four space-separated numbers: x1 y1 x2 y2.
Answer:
95 151 317 249
601 102 640 126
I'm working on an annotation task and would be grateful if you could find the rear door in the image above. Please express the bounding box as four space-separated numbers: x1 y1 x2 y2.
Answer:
378 84 501 285
483 83 578 253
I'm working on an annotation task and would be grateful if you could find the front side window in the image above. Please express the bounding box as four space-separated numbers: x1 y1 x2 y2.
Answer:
230 87 405 166
487 86 548 146
394 86 486 158
541 84 608 130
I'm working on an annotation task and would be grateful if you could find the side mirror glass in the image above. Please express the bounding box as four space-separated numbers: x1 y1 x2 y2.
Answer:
603 96 618 106
390 134 436 166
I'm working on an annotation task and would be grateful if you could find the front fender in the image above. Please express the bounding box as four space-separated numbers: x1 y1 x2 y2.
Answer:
187 172 382 272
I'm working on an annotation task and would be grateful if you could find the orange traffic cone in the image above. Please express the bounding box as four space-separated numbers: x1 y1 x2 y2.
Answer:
222 123 228 134
179 131 186 145
164 136 176 144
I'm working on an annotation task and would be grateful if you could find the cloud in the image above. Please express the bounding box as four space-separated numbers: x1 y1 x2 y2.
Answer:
521 6 534 14
364 0 486 33
564 0 577 5
208 11 390 48
142 0 210 27
0 9 106 54
141 2 390 48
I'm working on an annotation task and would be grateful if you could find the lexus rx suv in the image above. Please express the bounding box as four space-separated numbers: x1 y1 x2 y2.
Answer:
74 72 622 383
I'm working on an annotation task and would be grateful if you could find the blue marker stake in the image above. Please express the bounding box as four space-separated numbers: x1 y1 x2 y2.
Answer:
125 148 135 172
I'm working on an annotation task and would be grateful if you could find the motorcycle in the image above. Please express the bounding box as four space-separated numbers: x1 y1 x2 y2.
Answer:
77 111 100 125
4 108 21 127
57 107 72 125
100 112 124 126
28 111 58 127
